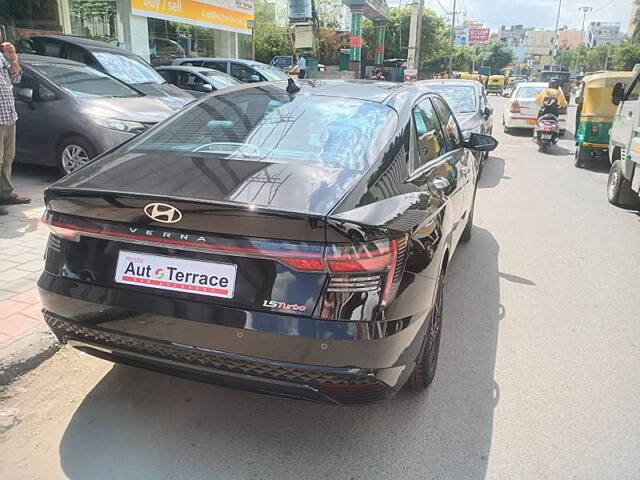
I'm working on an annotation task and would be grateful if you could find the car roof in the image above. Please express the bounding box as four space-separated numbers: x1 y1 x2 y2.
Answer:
174 57 269 67
516 82 548 87
156 65 226 75
419 79 482 89
19 53 85 66
29 35 132 54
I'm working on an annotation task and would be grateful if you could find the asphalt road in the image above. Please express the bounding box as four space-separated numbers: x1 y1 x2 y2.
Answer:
1 96 639 480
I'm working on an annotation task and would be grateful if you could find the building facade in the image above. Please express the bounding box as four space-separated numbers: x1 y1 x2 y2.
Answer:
586 21 623 48
557 27 582 50
0 0 254 64
524 29 554 71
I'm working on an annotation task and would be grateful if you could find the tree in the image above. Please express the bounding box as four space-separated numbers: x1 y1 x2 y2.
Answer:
253 0 293 63
362 7 450 72
612 41 640 70
632 0 640 42
478 39 514 74
317 28 349 65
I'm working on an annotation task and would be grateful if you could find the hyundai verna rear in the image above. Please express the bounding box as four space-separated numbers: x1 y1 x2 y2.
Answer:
39 80 497 405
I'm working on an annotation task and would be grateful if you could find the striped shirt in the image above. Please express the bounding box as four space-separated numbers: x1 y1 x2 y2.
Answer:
0 55 21 125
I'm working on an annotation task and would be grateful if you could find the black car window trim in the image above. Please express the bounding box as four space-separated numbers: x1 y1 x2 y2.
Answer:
17 68 62 102
431 96 464 154
406 94 450 181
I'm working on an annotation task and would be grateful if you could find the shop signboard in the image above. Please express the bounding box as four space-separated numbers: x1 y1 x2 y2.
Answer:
468 28 490 44
289 0 312 21
131 0 255 35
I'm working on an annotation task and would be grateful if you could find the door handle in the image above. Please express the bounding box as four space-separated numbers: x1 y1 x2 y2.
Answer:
432 177 450 190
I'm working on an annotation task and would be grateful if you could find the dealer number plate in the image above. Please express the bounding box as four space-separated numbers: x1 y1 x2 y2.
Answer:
115 250 237 299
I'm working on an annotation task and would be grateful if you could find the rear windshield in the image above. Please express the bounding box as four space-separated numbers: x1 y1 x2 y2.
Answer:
32 62 138 98
516 86 545 99
428 85 477 113
201 70 241 89
253 65 288 81
93 51 166 85
126 85 398 171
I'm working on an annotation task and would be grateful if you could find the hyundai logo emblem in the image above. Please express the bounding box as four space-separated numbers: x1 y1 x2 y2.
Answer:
144 203 182 224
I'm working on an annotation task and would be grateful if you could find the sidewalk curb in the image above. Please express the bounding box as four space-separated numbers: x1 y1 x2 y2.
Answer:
0 324 61 385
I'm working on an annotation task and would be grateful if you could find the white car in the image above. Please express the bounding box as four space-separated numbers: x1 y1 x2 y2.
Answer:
503 82 567 134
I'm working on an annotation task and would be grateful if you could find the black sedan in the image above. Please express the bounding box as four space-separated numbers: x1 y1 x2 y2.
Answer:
419 79 494 171
39 80 497 405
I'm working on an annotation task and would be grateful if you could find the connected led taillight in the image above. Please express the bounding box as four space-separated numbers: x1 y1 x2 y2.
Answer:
42 217 80 242
510 100 521 113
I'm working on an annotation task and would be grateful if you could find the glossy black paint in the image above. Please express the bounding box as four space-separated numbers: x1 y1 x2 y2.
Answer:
39 80 495 404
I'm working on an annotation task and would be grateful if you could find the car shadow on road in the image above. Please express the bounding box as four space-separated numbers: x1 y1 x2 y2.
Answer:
57 227 502 480
479 156 506 189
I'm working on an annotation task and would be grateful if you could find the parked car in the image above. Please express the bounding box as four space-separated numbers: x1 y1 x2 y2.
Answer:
14 55 174 175
607 66 640 208
502 82 567 135
27 35 193 109
419 79 494 171
155 66 241 97
171 57 288 83
39 80 497 405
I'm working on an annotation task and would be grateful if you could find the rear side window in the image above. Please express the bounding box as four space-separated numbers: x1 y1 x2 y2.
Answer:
204 62 227 73
158 70 175 83
230 63 256 82
412 98 446 168
65 46 89 64
126 86 398 171
181 61 203 67
431 97 462 150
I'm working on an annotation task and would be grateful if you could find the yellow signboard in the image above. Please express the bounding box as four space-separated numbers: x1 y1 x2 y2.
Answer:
131 0 254 35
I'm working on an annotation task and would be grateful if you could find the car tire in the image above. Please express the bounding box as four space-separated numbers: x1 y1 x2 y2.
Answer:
607 160 638 207
574 147 585 168
538 142 548 153
460 191 475 243
57 136 96 176
406 266 445 390
559 129 566 137
503 125 511 134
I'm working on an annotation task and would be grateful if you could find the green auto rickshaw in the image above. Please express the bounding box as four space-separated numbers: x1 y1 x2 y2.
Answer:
575 71 635 168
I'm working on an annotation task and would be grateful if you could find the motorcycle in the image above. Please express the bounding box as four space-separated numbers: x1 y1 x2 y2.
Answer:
534 98 560 153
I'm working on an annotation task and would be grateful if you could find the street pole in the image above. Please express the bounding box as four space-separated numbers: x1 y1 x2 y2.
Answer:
574 6 592 74
447 0 457 77
552 0 562 67
406 0 424 71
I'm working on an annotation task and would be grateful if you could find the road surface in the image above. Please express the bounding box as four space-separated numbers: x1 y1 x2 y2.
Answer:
1 96 639 479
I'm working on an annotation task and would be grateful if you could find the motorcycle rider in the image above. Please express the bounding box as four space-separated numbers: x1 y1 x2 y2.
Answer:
535 79 568 113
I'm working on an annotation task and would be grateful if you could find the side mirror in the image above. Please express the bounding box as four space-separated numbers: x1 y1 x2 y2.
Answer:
483 106 493 117
198 83 213 93
249 74 260 83
612 82 625 106
464 133 499 152
16 88 34 103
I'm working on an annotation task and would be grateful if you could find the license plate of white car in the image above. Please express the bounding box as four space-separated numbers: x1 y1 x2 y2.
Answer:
114 250 237 298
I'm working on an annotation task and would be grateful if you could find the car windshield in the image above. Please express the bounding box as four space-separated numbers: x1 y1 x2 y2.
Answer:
93 51 166 85
517 86 545 99
200 71 241 89
32 62 139 98
253 65 288 81
126 86 397 171
429 85 477 113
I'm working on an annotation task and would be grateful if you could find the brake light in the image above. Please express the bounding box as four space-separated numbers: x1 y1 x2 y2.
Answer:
42 217 80 242
510 100 521 113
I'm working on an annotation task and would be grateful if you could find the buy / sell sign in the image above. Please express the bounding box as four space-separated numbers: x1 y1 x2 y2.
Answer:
131 0 255 35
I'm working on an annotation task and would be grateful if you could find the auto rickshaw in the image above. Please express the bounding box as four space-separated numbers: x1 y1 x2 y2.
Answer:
486 75 505 95
574 71 635 168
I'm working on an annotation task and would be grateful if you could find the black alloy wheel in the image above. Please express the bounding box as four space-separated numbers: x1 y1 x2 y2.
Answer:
406 267 445 389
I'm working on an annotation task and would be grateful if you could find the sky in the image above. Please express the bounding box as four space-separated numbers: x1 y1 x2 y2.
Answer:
389 0 634 33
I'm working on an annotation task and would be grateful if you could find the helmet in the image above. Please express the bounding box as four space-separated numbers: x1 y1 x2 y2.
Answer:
549 79 560 89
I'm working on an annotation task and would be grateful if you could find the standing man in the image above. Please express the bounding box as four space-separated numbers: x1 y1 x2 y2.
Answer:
0 42 30 216
297 53 307 80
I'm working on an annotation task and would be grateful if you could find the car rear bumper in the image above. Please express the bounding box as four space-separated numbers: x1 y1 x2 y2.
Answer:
38 275 428 405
